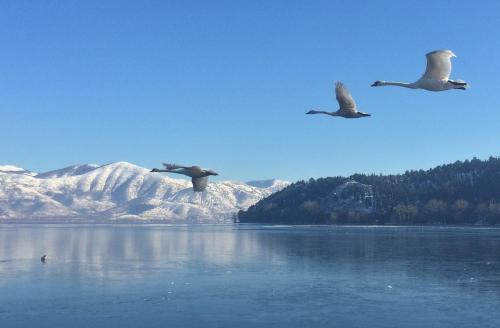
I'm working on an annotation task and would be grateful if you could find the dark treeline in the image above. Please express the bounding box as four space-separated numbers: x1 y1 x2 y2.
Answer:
238 157 500 225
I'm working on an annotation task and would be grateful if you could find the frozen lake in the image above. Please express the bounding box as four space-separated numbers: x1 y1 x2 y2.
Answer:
1 224 500 327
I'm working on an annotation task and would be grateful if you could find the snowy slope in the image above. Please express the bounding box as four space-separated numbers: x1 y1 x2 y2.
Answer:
246 179 290 193
0 165 37 176
0 162 289 221
36 164 100 179
0 165 26 172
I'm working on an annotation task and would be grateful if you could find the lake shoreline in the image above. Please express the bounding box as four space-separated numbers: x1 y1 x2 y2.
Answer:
1 220 499 228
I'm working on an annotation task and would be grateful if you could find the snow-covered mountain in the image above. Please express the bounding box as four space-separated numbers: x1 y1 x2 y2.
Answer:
36 164 100 179
0 162 289 222
246 179 289 192
0 165 37 176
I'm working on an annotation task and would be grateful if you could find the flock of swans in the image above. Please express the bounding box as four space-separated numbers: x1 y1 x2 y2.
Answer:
151 50 468 191
307 49 468 119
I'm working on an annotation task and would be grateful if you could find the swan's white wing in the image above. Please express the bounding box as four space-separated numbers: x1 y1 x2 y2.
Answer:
423 50 455 80
163 163 183 170
335 82 356 112
192 176 208 192
163 163 189 170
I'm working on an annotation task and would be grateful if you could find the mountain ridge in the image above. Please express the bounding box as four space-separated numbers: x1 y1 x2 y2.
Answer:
0 162 289 222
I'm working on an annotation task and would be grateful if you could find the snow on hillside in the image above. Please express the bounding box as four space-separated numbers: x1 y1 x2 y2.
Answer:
37 164 100 179
0 165 37 176
0 165 26 172
0 162 289 222
246 179 290 193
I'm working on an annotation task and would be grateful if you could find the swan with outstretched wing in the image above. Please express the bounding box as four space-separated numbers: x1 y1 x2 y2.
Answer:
306 82 371 119
371 50 468 91
150 163 218 192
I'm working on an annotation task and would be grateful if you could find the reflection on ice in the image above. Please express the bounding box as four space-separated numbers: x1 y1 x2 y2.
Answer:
0 224 275 281
1 224 499 285
1 224 500 328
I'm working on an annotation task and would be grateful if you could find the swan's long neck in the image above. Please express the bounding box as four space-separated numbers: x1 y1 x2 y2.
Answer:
377 81 417 89
154 169 185 175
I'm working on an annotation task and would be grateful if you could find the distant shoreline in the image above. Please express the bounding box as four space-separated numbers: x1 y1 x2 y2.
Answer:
1 220 499 228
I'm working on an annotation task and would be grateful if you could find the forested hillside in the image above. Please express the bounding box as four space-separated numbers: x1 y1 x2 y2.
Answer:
238 157 500 225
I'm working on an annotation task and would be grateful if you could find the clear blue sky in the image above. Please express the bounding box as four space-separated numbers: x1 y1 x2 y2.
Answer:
1 0 499 181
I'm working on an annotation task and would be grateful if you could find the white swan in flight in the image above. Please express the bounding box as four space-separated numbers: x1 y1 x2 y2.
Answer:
306 82 371 118
151 163 218 192
371 50 468 91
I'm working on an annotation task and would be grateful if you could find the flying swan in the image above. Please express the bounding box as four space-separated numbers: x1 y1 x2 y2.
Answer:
306 82 371 118
371 50 468 91
151 164 218 192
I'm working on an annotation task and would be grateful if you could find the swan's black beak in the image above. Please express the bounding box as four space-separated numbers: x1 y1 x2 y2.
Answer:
371 81 380 87
151 168 159 172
